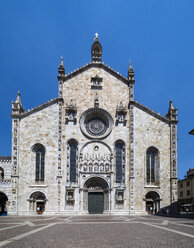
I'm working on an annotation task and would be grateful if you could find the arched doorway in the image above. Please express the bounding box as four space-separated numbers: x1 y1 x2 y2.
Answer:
145 191 161 214
0 192 8 215
84 177 109 214
29 191 46 214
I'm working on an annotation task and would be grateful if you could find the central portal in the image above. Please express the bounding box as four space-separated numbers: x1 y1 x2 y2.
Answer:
83 177 109 214
88 192 104 214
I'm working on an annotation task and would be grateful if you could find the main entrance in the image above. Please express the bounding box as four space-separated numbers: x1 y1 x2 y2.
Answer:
83 177 109 214
88 192 104 214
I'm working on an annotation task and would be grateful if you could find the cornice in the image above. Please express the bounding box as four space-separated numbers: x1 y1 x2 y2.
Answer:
0 156 11 163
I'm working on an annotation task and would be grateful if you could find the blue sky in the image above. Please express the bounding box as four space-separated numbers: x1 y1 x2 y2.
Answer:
0 0 193 179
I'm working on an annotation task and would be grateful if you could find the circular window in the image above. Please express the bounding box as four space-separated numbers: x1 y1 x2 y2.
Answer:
80 108 113 139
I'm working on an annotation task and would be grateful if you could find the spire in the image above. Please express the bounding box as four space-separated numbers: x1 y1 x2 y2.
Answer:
11 90 25 116
127 60 135 84
166 99 177 121
15 90 21 104
91 33 102 63
169 99 174 110
58 56 65 77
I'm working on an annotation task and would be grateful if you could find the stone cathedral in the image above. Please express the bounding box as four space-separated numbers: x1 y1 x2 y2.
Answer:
0 35 178 215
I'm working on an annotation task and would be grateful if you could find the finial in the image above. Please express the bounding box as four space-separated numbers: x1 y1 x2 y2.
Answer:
60 56 64 66
95 32 99 40
18 90 20 96
91 34 102 62
127 59 135 81
129 59 132 69
169 99 174 110
58 56 65 77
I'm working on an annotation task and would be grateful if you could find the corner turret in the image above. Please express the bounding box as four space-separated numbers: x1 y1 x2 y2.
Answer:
11 90 25 117
57 56 65 98
166 100 178 122
58 56 65 78
128 61 135 101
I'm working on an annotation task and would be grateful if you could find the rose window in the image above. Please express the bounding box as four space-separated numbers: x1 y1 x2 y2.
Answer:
80 108 113 139
85 118 107 137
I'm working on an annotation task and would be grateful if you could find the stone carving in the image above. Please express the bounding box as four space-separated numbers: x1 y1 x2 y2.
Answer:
66 190 74 202
116 101 127 125
91 75 102 89
116 190 124 204
80 108 113 139
94 93 99 108
80 153 112 173
65 100 77 124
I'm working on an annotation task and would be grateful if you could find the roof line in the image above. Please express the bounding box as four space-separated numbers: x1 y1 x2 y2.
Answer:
63 62 129 85
130 100 169 124
20 97 63 119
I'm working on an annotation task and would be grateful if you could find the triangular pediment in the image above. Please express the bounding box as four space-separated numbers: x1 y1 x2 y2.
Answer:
63 62 129 86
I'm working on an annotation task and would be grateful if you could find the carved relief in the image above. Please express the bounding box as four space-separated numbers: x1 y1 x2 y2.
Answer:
65 100 77 124
80 153 112 173
116 101 127 125
91 75 102 89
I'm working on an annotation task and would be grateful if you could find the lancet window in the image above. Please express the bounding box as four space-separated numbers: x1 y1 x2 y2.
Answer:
68 139 78 183
146 147 160 185
115 140 125 183
32 144 45 182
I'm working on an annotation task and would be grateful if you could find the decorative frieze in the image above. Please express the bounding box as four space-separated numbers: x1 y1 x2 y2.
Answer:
171 124 177 178
57 100 63 211
12 120 19 175
80 153 112 173
129 104 134 210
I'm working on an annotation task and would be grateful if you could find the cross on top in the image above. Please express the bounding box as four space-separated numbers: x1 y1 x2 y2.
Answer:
95 32 99 39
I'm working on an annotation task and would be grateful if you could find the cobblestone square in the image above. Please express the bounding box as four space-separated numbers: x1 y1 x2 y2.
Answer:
0 215 194 248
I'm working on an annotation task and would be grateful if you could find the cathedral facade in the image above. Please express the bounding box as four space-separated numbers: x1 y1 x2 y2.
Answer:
0 36 178 215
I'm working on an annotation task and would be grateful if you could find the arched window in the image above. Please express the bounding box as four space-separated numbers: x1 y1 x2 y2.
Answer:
32 144 45 182
68 139 78 183
146 147 159 185
0 167 4 181
115 140 125 183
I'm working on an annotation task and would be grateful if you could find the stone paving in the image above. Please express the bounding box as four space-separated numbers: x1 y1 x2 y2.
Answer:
0 215 194 247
